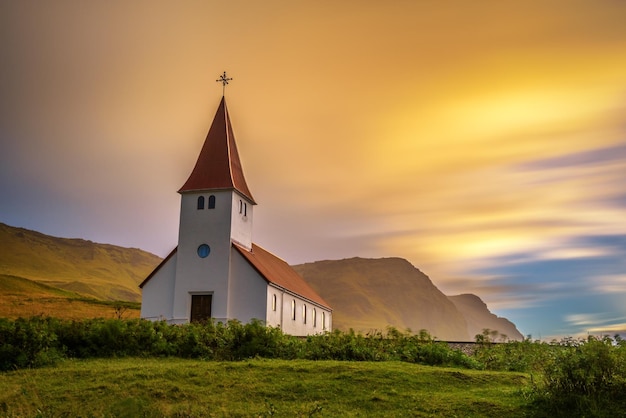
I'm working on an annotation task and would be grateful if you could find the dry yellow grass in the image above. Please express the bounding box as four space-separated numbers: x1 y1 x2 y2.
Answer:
0 274 140 320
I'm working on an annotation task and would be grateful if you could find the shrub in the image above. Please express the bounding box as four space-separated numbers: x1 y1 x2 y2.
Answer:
0 317 478 370
533 335 626 416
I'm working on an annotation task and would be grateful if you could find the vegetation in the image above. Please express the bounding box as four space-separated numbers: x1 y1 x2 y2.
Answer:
0 358 529 417
473 330 626 416
1 318 625 416
0 318 478 370
0 274 140 320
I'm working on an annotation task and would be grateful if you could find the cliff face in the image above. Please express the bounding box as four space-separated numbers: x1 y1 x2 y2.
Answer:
448 294 524 341
294 257 523 341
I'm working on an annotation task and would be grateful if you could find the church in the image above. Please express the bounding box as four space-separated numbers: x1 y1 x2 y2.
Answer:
139 87 332 336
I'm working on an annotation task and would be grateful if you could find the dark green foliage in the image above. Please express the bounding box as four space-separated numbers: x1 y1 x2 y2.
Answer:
0 317 62 370
532 335 626 417
0 318 478 370
474 336 555 372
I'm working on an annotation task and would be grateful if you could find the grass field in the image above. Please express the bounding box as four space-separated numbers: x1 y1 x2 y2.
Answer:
0 274 140 320
0 358 534 417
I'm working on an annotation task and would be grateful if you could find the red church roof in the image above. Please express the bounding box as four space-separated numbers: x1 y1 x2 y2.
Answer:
233 243 332 310
178 97 256 203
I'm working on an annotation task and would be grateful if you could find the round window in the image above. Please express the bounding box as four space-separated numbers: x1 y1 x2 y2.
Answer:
197 244 210 258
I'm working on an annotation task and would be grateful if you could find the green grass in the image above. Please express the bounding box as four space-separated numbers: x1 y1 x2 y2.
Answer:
0 358 532 417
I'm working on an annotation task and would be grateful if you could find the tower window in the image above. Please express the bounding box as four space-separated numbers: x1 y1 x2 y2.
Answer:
197 196 205 210
197 244 211 258
208 195 216 209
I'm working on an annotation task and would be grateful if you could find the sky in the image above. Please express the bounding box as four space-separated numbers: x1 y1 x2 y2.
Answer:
1 1 625 340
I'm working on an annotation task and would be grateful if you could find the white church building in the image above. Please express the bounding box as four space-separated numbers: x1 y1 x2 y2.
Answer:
140 94 332 336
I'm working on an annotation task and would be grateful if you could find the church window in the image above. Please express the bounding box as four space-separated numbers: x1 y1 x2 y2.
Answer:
197 196 205 210
302 304 307 324
322 312 326 330
244 203 247 216
208 195 216 209
272 294 277 311
291 300 296 320
239 200 243 213
313 308 317 327
197 244 211 258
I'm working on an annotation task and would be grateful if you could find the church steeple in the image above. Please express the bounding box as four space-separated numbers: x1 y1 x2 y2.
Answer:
178 97 256 204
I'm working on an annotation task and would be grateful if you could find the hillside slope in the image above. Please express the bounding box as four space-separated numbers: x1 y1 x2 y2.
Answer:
0 273 140 319
293 257 472 341
0 222 161 302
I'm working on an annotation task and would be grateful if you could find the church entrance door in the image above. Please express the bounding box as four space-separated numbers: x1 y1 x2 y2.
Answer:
190 294 212 323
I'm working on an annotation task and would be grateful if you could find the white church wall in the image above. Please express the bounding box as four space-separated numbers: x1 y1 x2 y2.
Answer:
228 248 267 322
266 286 283 328
140 254 177 321
172 191 234 323
280 293 331 336
230 192 253 250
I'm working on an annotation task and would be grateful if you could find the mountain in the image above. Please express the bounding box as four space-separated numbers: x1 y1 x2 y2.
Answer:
0 222 161 302
293 257 523 341
448 294 523 341
293 257 470 340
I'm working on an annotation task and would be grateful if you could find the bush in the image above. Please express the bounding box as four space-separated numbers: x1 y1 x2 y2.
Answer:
0 318 481 370
532 335 626 416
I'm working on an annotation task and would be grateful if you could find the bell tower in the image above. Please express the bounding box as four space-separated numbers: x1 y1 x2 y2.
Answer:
171 94 256 322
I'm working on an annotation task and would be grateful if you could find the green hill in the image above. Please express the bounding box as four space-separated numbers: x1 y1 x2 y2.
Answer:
0 222 161 305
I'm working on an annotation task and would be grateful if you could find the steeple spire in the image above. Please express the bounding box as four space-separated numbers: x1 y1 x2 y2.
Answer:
178 97 256 204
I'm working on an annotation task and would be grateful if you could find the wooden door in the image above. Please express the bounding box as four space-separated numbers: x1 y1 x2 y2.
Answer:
190 294 212 323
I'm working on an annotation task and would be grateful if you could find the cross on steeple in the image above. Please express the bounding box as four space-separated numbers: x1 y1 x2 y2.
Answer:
216 71 233 96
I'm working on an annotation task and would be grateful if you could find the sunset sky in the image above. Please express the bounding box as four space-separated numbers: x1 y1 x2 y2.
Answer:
1 1 625 339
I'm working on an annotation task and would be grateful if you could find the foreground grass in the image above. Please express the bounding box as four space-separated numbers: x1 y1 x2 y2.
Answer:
0 358 533 417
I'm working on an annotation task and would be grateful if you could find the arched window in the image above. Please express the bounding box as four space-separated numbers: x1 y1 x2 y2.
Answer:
291 300 296 320
322 312 326 330
197 196 205 210
302 304 307 324
208 195 216 209
239 200 243 214
272 294 277 311
312 308 317 327
244 202 247 216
